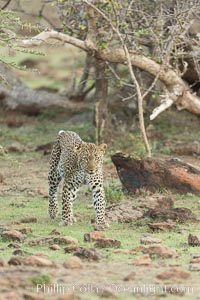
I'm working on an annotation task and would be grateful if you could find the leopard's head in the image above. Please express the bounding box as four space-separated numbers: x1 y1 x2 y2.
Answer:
75 142 107 174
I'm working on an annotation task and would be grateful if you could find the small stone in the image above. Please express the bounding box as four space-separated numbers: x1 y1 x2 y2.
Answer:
24 255 54 267
63 256 83 269
188 234 200 246
84 231 105 242
33 252 49 257
8 256 24 266
1 230 26 242
157 268 191 280
74 247 102 261
190 256 200 263
148 222 176 231
7 142 26 153
54 236 78 245
20 217 37 223
131 254 152 265
100 288 117 298
52 292 80 300
95 238 121 248
112 249 130 254
0 259 5 267
123 271 136 281
18 227 32 234
8 243 21 249
12 249 25 256
49 244 61 251
64 245 79 253
189 263 200 271
50 229 61 235
192 254 200 258
165 286 185 296
23 292 44 300
140 236 161 245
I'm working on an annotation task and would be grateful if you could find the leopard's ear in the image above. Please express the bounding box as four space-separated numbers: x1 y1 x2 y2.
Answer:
99 143 107 152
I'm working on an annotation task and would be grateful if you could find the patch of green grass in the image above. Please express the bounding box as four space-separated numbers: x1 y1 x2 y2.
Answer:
105 180 124 205
31 273 51 285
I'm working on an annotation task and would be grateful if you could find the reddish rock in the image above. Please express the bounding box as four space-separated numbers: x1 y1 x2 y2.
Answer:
189 263 200 271
7 142 26 153
99 288 117 298
165 286 185 296
140 236 161 244
157 268 191 280
145 207 197 223
49 244 61 251
28 237 54 246
50 229 61 235
148 222 176 231
20 217 37 223
74 247 102 261
53 292 80 300
0 291 22 300
12 249 25 256
24 255 54 267
63 256 83 269
123 271 136 281
0 259 5 267
190 256 200 263
137 195 174 210
135 244 178 258
112 249 130 254
131 254 152 265
1 230 26 242
37 187 48 199
33 252 49 257
7 243 21 249
84 231 105 242
188 234 200 246
106 202 143 223
95 238 121 248
64 245 79 253
18 227 33 234
54 236 78 245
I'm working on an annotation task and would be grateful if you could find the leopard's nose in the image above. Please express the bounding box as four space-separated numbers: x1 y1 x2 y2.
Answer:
87 159 95 173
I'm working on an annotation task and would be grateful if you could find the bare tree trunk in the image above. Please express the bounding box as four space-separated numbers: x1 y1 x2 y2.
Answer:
95 58 108 144
68 53 95 101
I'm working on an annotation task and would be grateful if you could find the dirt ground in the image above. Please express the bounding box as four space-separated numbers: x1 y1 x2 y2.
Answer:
0 114 200 300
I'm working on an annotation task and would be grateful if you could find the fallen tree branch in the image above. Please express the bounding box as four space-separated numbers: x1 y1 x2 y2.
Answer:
19 29 200 117
150 98 174 120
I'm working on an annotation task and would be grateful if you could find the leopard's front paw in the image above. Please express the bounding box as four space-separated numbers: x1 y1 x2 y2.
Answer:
59 219 73 226
48 207 58 219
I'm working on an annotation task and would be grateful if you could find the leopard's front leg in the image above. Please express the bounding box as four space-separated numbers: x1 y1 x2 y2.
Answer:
59 181 78 226
86 172 107 230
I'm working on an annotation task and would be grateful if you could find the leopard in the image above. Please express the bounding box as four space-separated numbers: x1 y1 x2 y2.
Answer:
48 130 107 230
